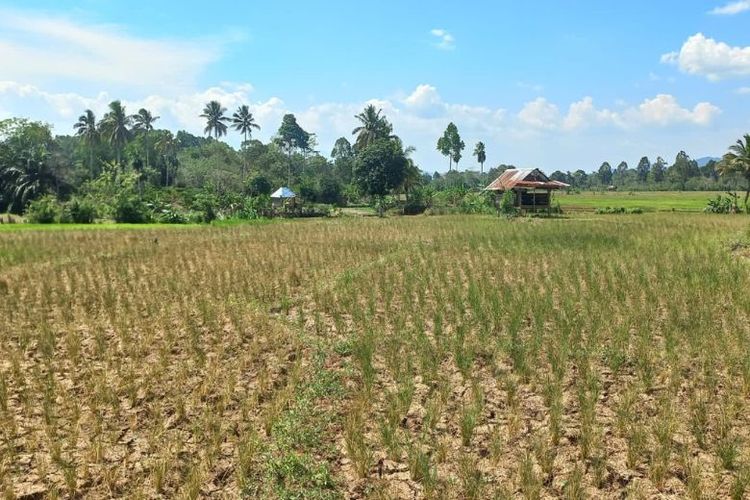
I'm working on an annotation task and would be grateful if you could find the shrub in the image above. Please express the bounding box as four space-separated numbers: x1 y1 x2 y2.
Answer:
156 208 188 224
298 181 319 203
499 190 517 217
192 192 220 223
459 192 494 214
61 197 97 223
404 186 432 215
26 195 59 223
246 175 272 197
235 195 271 220
704 194 738 214
318 177 343 205
114 195 151 223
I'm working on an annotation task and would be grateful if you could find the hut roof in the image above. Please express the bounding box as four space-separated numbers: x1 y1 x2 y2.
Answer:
270 187 296 199
484 168 569 191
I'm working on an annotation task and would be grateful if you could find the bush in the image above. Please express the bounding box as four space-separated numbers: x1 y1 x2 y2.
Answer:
319 177 344 206
114 195 151 223
499 190 518 217
247 175 272 197
404 186 432 215
192 192 220 223
235 195 272 220
460 192 494 214
26 195 59 223
156 208 188 224
704 194 739 214
61 197 97 223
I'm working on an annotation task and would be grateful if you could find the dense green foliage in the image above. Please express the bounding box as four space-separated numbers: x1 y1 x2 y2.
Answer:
1 101 749 221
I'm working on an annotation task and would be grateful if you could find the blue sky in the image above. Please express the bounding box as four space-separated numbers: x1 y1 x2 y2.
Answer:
1 0 750 173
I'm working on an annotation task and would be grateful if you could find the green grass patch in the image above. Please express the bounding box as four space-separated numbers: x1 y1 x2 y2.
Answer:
556 191 724 212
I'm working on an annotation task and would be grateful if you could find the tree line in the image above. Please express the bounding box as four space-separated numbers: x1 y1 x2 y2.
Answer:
1 98 749 220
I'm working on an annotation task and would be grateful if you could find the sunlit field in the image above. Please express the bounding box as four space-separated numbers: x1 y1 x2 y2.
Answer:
556 191 725 212
1 214 750 498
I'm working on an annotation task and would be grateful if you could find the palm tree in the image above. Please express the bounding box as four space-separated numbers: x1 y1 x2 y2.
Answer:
156 132 179 186
99 101 132 166
73 109 99 177
232 105 261 178
132 108 160 169
231 105 261 144
352 104 393 150
718 133 750 210
401 145 421 201
200 101 229 139
4 151 60 211
473 141 486 175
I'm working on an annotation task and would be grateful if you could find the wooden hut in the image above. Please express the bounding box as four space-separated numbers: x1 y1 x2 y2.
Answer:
484 168 568 212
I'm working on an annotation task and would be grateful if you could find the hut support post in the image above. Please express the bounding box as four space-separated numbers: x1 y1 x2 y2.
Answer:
547 189 551 216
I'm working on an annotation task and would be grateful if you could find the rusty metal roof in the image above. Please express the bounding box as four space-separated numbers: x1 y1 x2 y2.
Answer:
485 168 569 191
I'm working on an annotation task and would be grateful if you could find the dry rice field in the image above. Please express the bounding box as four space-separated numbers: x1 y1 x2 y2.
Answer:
1 214 750 499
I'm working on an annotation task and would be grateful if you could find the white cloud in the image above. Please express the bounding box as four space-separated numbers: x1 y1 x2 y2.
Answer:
0 8 229 91
563 97 623 130
518 98 560 129
661 33 750 81
403 84 446 117
518 94 719 131
709 0 750 15
0 81 285 139
737 86 750 94
630 94 720 126
430 28 455 50
0 82 726 173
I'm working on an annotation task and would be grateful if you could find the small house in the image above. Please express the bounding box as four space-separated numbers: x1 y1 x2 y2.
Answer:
484 168 568 211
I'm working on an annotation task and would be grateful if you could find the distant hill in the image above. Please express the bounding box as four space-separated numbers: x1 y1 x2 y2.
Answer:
696 156 720 167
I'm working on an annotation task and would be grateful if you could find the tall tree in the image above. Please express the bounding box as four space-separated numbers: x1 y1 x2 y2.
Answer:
155 132 179 186
275 114 311 185
231 105 260 177
200 101 230 139
437 123 464 171
651 157 666 183
598 161 613 185
276 114 311 152
0 119 61 212
132 108 160 169
668 151 699 185
718 134 750 209
331 137 355 184
331 137 353 161
352 105 393 151
353 138 407 216
473 141 486 174
99 101 132 166
231 105 260 145
73 109 99 177
636 156 651 183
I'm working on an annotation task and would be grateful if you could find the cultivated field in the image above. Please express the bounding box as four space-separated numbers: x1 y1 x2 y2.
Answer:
556 191 724 212
1 214 750 498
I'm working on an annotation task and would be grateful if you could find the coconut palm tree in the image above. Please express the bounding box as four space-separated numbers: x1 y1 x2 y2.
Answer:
73 109 99 177
156 132 179 186
352 104 393 151
132 108 160 169
232 105 261 178
473 141 486 175
4 151 60 210
200 101 229 139
718 133 750 210
231 105 260 144
99 101 132 166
